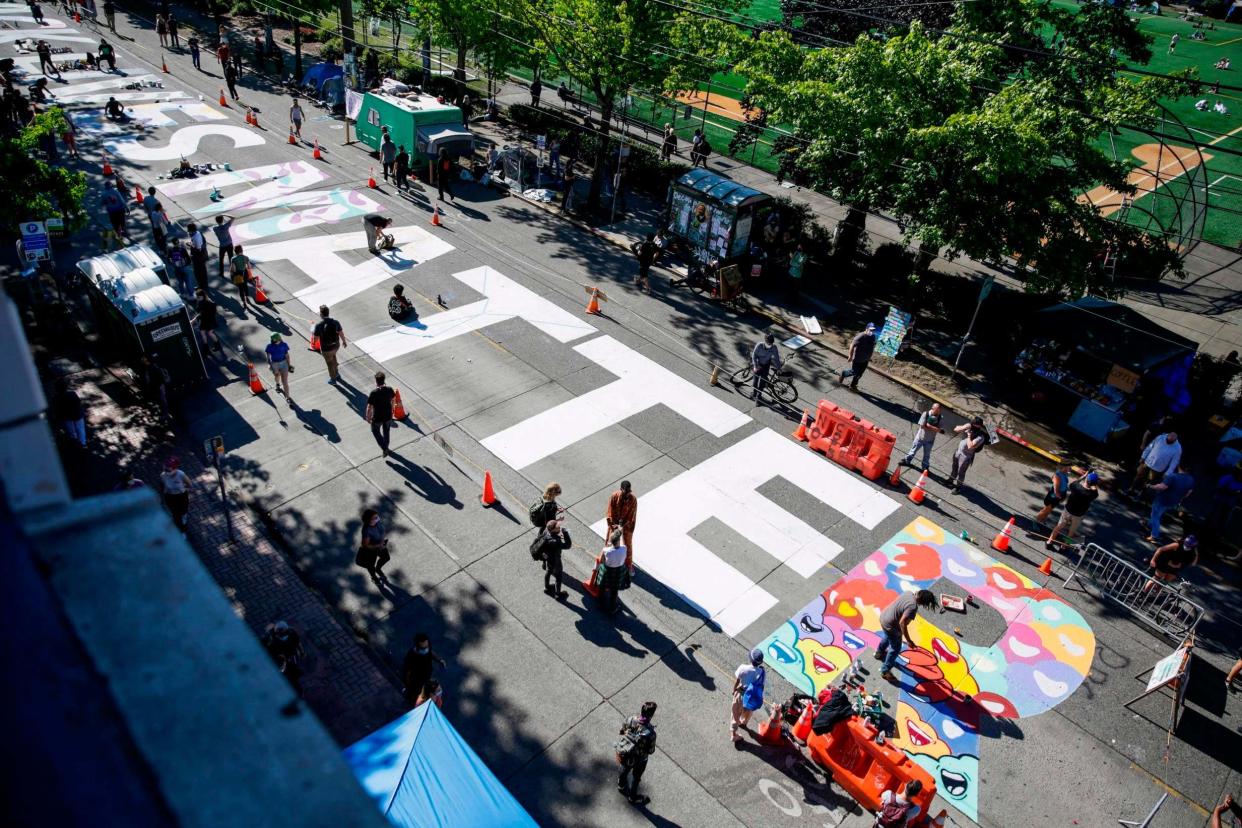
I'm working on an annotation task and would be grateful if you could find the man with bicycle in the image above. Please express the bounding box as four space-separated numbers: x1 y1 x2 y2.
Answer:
751 333 782 398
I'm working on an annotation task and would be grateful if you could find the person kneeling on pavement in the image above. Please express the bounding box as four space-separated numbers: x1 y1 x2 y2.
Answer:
531 518 572 599
388 284 415 322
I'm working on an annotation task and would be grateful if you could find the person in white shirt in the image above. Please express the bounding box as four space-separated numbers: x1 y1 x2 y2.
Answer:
875 780 923 826
730 648 766 743
597 528 629 614
159 457 193 533
1129 431 1182 495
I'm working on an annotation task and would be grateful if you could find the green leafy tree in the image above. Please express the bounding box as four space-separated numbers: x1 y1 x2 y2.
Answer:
407 0 492 81
781 0 954 49
361 0 406 51
735 1 1187 296
0 109 88 237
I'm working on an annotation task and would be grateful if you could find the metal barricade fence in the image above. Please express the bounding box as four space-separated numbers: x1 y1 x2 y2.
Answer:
1063 543 1204 640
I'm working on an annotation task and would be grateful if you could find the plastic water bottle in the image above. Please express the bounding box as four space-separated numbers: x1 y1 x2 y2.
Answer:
875 729 886 745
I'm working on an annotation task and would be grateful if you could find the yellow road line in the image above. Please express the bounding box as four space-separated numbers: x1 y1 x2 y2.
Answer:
1125 763 1209 817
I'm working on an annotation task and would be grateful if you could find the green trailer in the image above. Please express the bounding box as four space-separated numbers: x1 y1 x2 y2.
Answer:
354 91 474 163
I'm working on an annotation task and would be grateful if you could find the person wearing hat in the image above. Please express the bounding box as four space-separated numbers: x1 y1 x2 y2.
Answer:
159 456 193 533
947 416 988 492
731 647 767 743
1141 535 1199 598
264 332 293 401
1046 470 1100 550
840 322 878 392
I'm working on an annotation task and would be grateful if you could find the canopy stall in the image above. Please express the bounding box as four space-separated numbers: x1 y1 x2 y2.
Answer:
665 169 771 263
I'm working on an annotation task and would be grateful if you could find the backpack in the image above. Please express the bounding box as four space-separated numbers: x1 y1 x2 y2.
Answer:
876 797 912 827
613 719 656 766
528 499 546 527
315 318 341 350
529 532 546 561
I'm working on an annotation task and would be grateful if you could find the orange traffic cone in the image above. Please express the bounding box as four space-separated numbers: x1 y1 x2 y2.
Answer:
368 167 378 188
74 10 80 22
755 709 785 745
134 185 144 204
244 108 253 125
309 334 321 352
312 138 322 160
247 361 266 394
101 152 112 176
161 56 169 73
991 517 1016 553
908 470 929 504
431 204 442 226
582 552 602 597
792 700 814 742
792 410 810 441
480 471 497 506
253 274 268 304
1039 557 1054 576
889 464 902 487
287 126 297 145
392 390 408 419
585 289 602 315
219 88 228 107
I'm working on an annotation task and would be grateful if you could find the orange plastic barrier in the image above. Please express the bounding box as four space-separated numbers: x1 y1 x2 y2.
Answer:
807 401 896 481
807 718 936 823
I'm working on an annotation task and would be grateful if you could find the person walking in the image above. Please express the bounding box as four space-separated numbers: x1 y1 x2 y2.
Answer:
261 620 304 692
216 40 230 71
690 129 703 166
366 371 397 456
529 482 562 529
224 61 239 101
415 679 444 709
36 40 59 77
141 354 171 419
661 123 676 161
615 701 658 806
313 305 347 384
947 416 987 492
156 13 168 48
143 187 168 252
529 77 541 107
532 519 572 599
380 129 396 181
874 589 936 682
28 0 44 24
436 147 455 201
606 480 638 572
363 212 392 255
900 403 944 473
53 379 86 447
356 507 391 581
213 214 235 279
561 165 576 212
1169 33 1179 54
1146 464 1194 543
730 648 766 745
102 0 115 32
188 35 201 70
265 332 293 401
228 244 252 312
187 222 209 292
168 14 180 48
1045 471 1100 550
401 632 447 707
193 288 224 355
635 232 657 293
1139 535 1198 598
160 457 192 533
284 97 303 141
751 332 782 398
839 322 877 391
394 145 410 192
1129 431 1183 496
597 527 629 614
1034 461 1072 526
100 180 128 240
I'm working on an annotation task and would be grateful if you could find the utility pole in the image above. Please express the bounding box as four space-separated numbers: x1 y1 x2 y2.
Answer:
339 0 356 76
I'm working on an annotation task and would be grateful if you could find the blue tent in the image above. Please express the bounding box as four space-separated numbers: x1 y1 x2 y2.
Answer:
344 703 538 828
301 62 344 94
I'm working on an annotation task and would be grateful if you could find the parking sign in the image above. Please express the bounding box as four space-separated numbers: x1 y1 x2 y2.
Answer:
20 221 50 262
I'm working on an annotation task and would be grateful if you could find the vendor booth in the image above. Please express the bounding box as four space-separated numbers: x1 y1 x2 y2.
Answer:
78 247 206 387
1013 297 1197 442
666 169 771 263
344 703 537 828
354 91 474 163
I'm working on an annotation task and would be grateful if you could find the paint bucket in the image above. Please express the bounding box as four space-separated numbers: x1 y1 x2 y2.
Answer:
224 162 232 171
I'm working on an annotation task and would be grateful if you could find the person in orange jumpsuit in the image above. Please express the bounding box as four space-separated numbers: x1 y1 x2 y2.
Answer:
606 480 638 572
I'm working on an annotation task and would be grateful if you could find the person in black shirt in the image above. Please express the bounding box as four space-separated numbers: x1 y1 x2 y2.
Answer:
388 284 414 321
313 305 347 383
401 632 447 707
366 371 397 456
53 379 86 447
363 212 392 254
533 519 572 599
635 233 657 293
194 288 223 354
839 322 877 391
1046 471 1099 550
1139 535 1199 598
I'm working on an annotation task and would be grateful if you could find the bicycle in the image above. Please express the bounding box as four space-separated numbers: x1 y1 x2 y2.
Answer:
730 349 799 405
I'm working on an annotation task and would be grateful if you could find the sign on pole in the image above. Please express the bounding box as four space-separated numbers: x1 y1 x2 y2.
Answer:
19 220 50 262
202 435 225 465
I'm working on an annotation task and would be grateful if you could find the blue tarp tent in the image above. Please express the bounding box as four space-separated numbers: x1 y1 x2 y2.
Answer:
301 62 343 94
344 703 538 828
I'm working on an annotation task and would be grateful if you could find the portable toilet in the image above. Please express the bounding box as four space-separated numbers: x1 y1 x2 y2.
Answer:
98 266 164 303
354 90 474 163
118 284 206 387
77 244 168 288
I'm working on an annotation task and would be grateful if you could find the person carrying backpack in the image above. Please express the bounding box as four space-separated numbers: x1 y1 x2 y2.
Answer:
730 648 766 744
615 701 658 805
530 519 571 599
313 304 347 384
875 779 923 827
529 482 562 530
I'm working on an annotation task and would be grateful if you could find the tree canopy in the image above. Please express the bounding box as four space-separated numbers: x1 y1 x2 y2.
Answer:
0 108 88 238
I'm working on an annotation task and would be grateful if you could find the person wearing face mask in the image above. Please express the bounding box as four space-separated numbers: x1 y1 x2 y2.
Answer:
401 632 447 707
355 508 390 581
